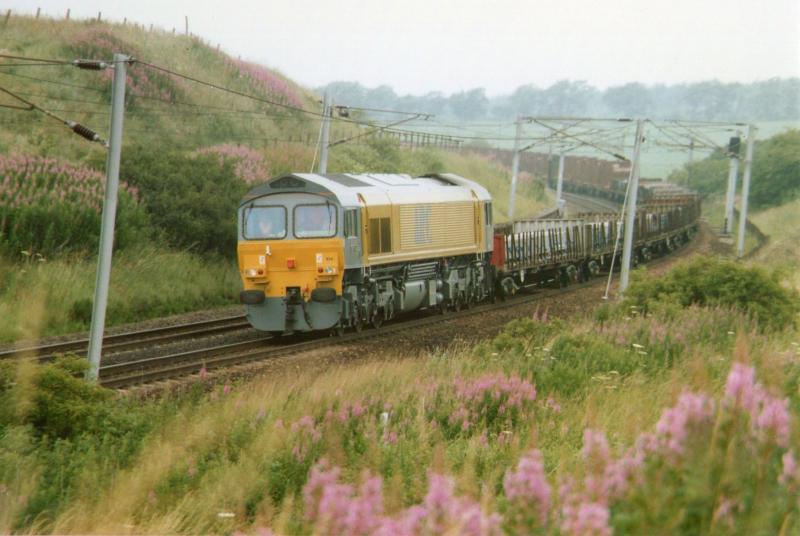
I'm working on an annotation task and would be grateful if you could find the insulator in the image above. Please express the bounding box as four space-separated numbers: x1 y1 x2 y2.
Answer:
68 121 101 142
72 59 108 70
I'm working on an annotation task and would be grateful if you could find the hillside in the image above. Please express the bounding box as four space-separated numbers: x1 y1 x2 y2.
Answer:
0 15 548 216
0 16 319 161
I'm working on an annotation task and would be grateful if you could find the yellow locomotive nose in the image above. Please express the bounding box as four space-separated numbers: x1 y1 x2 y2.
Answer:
238 238 343 298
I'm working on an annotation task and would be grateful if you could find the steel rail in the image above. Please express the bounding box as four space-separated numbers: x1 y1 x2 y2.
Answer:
0 314 249 362
98 282 594 389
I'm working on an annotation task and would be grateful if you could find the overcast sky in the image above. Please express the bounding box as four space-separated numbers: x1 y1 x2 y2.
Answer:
5 0 799 95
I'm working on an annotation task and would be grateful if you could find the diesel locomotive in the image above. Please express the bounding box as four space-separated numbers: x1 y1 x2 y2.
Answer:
237 172 699 335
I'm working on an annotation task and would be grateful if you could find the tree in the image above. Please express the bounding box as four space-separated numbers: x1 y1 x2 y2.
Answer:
749 129 800 208
541 80 596 116
447 88 489 120
603 82 652 117
509 85 543 116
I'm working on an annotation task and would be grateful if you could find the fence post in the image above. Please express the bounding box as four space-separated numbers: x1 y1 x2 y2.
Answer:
66 8 70 20
35 7 40 18
4 9 10 26
97 11 101 21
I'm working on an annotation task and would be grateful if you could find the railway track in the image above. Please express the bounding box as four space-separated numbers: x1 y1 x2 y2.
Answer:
97 279 596 389
2 219 697 391
97 224 702 390
0 314 250 363
562 191 620 215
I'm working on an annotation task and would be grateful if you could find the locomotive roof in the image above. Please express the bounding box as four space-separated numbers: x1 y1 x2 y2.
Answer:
241 172 492 207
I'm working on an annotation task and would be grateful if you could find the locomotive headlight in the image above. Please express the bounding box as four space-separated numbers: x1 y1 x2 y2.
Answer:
245 268 259 278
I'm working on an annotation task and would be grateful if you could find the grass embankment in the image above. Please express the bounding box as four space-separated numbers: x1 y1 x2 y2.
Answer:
750 197 800 289
1 258 797 534
0 247 240 342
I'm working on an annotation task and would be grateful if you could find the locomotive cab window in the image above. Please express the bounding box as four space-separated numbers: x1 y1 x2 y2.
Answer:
294 204 337 238
243 206 286 240
344 209 359 238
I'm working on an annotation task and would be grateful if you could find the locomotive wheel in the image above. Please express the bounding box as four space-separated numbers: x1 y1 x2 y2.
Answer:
353 316 363 333
453 296 462 312
371 310 383 329
439 300 449 314
331 323 345 337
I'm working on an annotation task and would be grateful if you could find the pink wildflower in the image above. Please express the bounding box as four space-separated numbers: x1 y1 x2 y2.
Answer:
654 392 715 455
351 402 366 418
755 397 791 448
779 450 798 488
546 394 562 414
713 497 739 527
503 449 551 524
724 363 758 411
561 501 611 536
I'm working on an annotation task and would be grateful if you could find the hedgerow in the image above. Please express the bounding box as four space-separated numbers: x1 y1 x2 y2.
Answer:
623 256 799 331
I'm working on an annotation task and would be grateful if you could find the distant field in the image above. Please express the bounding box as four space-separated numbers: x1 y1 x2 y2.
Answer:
405 119 799 180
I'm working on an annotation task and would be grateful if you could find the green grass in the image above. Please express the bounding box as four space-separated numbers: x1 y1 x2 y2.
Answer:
0 261 797 534
750 198 800 289
0 246 240 342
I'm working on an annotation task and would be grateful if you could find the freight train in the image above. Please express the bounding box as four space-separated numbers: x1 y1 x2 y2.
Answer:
554 174 697 205
237 173 699 335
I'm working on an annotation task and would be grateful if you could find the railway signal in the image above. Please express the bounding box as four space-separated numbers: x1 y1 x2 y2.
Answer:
723 133 741 235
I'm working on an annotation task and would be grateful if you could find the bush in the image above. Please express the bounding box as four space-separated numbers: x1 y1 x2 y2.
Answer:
119 145 250 257
0 357 166 529
624 256 799 331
